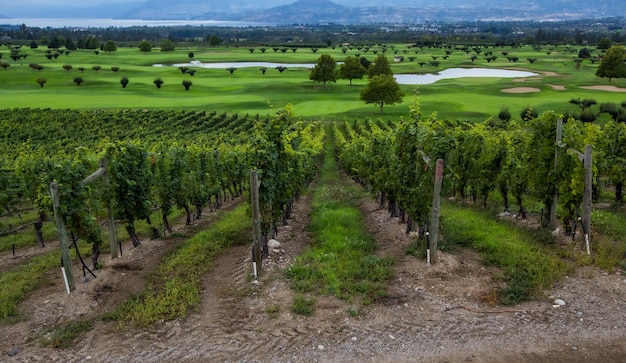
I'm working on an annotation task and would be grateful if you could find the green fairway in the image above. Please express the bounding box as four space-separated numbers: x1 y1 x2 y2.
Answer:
1 44 625 121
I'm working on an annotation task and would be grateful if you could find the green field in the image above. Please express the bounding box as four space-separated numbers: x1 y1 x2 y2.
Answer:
1 43 625 121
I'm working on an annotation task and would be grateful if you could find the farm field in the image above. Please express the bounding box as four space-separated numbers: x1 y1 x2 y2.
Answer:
0 38 625 362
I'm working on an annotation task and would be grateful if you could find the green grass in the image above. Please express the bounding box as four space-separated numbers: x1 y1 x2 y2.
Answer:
2 44 625 122
441 202 571 305
285 128 394 309
109 203 250 327
38 319 94 348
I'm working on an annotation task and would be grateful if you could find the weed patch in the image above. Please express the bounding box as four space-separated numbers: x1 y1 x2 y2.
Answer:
286 131 393 309
441 203 570 305
112 203 250 327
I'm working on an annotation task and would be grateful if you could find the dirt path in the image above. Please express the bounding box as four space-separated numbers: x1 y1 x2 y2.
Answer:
2 179 626 362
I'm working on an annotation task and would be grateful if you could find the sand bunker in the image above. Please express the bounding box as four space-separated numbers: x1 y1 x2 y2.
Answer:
501 87 541 93
580 85 626 92
548 84 566 90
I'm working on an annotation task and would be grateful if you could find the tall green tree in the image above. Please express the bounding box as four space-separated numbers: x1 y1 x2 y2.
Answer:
160 39 175 53
309 54 337 87
339 55 367 86
138 40 152 53
368 54 393 78
103 40 117 53
360 74 404 113
596 46 626 82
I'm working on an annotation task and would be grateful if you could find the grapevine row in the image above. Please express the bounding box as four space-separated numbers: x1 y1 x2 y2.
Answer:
335 112 626 233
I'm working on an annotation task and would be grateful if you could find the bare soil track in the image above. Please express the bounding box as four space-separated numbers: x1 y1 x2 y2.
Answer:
1 183 625 362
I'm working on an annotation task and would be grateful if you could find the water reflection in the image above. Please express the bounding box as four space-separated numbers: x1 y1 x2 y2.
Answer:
394 68 538 85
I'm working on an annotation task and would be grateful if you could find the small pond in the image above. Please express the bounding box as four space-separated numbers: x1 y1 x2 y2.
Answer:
153 62 539 84
153 60 318 69
394 68 538 85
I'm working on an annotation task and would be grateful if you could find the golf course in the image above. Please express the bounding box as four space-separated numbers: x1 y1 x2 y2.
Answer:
2 41 625 121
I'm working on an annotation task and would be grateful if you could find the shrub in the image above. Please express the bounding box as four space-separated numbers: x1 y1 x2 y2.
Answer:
498 106 511 121
520 105 538 121
182 80 192 91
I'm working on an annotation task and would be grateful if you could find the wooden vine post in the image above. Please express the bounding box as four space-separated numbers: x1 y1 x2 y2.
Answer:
50 182 75 293
567 144 593 254
250 170 262 277
429 159 444 265
50 158 118 293
550 118 564 229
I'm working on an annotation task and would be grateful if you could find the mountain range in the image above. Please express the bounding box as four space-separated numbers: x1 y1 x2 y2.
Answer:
2 0 625 24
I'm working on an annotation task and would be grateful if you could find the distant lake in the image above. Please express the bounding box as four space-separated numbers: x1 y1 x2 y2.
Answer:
394 68 538 85
0 18 269 28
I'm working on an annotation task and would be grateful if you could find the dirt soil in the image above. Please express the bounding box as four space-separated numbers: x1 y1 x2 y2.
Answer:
1 185 626 363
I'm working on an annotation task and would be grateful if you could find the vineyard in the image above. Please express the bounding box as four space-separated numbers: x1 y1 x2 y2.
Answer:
1 105 626 361
0 107 323 316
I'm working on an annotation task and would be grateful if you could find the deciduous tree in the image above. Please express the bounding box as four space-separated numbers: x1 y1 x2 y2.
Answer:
339 55 366 86
360 74 404 113
596 46 626 82
309 54 337 87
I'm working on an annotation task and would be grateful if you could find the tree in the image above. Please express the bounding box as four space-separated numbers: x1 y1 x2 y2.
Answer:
78 66 85 73
86 36 100 50
139 40 152 53
578 48 591 59
182 80 192 91
0 62 9 70
227 67 237 75
73 77 84 86
154 78 164 89
62 64 72 72
120 76 129 88
339 56 367 86
188 51 194 60
360 74 404 113
208 35 221 47
597 38 612 50
36 78 46 88
276 66 287 73
368 54 393 78
103 40 117 53
259 67 267 75
29 40 38 49
111 66 120 72
309 54 337 87
160 39 175 53
92 65 101 73
596 46 626 82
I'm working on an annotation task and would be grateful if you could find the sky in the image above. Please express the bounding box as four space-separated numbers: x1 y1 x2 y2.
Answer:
13 0 133 5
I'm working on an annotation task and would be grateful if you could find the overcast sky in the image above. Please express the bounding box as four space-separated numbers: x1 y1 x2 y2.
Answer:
15 0 134 5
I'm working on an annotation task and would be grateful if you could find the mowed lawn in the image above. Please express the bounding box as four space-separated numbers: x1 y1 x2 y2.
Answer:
1 44 625 121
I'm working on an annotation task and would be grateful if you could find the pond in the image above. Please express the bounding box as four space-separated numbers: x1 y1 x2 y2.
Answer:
153 61 318 69
394 68 538 85
154 62 539 84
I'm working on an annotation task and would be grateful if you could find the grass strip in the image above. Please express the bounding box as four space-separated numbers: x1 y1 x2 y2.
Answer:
588 209 626 271
0 243 94 320
441 203 571 305
0 252 60 319
285 131 394 308
111 203 250 327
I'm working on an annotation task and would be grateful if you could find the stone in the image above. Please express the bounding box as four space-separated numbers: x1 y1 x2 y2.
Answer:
554 299 566 306
8 348 20 357
268 239 281 248
317 345 325 350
